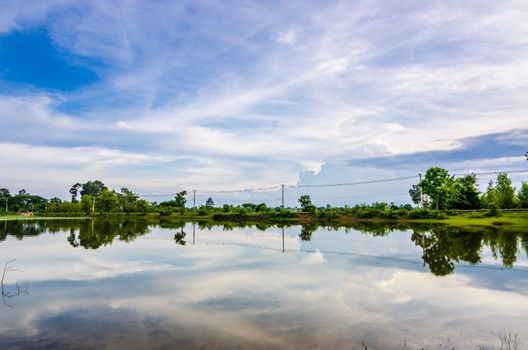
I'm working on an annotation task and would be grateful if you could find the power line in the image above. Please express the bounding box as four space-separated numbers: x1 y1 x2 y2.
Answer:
137 168 528 198
291 175 418 189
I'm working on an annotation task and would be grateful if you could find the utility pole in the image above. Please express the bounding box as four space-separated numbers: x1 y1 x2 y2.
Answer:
193 190 196 213
281 227 285 253
281 184 285 208
418 173 423 208
92 197 95 214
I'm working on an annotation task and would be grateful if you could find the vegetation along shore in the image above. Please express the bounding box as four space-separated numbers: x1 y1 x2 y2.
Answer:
1 167 528 228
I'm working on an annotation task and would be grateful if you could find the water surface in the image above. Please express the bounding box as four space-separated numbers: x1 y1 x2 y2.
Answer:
1 219 527 349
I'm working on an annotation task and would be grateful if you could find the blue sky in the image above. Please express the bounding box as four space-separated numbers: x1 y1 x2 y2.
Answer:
0 0 527 204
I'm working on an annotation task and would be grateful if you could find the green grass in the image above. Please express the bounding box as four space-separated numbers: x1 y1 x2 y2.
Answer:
2 210 527 229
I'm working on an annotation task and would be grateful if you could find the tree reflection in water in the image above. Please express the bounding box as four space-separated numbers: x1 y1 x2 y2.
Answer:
1 219 527 276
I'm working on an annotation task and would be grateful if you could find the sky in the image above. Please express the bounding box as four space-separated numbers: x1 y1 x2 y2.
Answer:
0 0 527 205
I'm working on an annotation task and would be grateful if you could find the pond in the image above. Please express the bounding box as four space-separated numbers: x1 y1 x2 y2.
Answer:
1 219 527 349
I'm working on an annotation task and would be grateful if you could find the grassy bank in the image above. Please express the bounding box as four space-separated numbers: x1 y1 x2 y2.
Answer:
2 210 527 229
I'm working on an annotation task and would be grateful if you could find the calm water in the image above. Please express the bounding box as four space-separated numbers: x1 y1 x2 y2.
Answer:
1 219 528 349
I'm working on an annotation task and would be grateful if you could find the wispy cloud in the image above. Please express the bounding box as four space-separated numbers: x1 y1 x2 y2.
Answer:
0 1 527 201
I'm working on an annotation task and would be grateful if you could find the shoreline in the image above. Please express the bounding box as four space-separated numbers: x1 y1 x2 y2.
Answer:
1 210 527 229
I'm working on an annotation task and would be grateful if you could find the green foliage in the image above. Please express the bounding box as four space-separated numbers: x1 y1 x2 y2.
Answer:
117 188 139 214
95 189 119 215
517 181 528 208
408 184 422 206
80 195 93 215
0 188 11 198
8 190 47 212
135 199 150 214
496 173 516 209
446 175 481 209
298 195 317 214
483 180 498 209
174 191 187 214
80 180 107 198
419 167 453 210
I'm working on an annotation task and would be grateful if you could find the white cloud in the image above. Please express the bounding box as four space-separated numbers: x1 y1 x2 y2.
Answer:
0 1 527 202
277 29 297 45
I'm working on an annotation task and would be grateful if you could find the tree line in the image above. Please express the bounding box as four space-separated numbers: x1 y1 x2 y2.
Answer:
409 167 528 210
0 168 527 216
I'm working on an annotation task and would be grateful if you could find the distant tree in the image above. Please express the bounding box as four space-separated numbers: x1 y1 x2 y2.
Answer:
419 167 453 210
483 180 498 209
118 187 139 214
69 183 82 202
0 188 10 212
205 197 214 208
18 189 27 196
95 189 118 215
446 175 481 209
0 188 10 198
409 184 422 206
80 194 93 215
298 195 316 213
135 199 150 214
46 197 62 213
174 191 187 214
80 180 107 198
495 173 516 209
518 181 528 208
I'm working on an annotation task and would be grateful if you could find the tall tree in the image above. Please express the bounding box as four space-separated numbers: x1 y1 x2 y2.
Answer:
0 188 10 198
298 195 316 213
174 191 187 214
69 183 82 202
495 173 516 209
408 184 422 206
419 167 453 210
81 180 107 198
518 181 528 208
205 197 214 208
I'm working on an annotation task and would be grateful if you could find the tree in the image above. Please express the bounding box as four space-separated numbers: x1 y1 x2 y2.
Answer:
419 167 453 210
495 173 516 209
80 180 107 198
174 191 187 214
0 188 10 198
517 181 528 208
46 197 62 212
135 199 150 214
95 189 118 215
69 183 82 202
446 175 481 209
0 188 10 212
205 197 214 208
298 195 316 213
80 194 93 215
409 184 422 206
483 180 498 209
118 188 139 214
